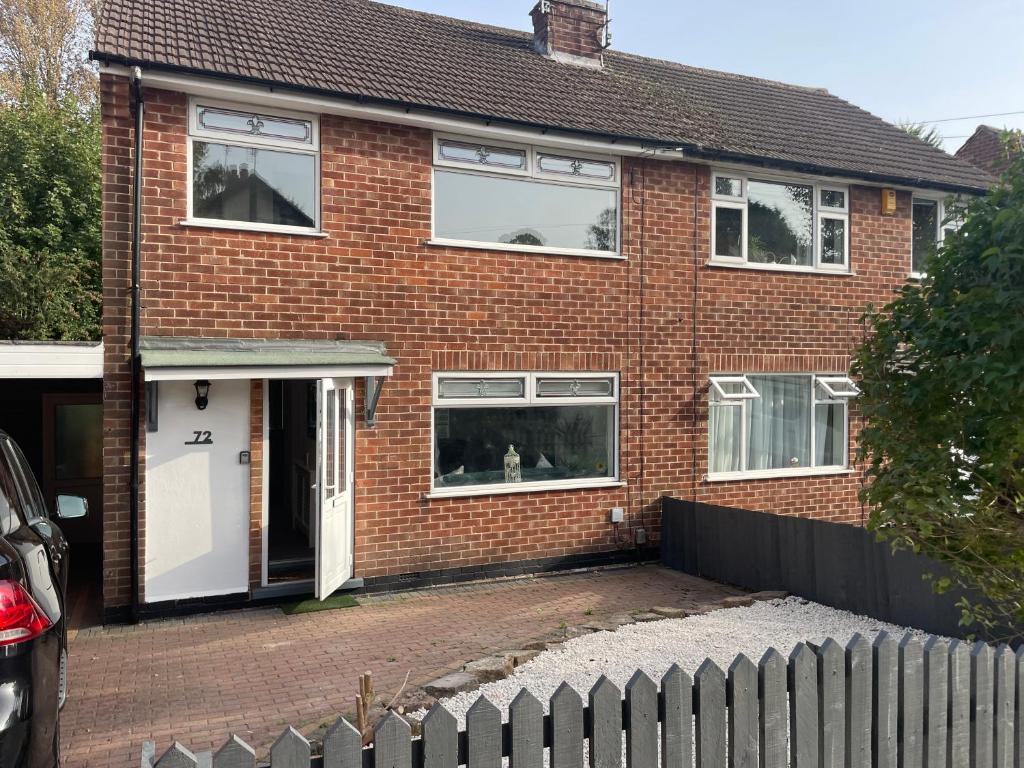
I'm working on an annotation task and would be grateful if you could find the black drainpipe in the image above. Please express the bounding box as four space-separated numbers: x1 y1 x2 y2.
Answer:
128 66 144 623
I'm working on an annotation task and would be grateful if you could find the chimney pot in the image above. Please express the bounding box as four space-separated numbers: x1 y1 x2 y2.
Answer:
531 0 608 66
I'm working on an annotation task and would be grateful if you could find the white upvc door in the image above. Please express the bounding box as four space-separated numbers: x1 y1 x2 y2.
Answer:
315 377 355 599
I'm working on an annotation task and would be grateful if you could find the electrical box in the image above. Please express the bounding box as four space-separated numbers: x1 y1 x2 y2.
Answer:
609 507 624 523
239 451 250 465
881 188 897 216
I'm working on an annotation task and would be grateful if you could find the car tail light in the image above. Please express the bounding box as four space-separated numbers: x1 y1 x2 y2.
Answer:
0 580 53 646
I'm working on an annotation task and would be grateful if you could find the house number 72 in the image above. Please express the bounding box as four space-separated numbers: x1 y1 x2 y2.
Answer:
184 431 214 445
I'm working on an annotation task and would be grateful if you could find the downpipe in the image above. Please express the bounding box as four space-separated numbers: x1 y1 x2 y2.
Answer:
128 66 144 623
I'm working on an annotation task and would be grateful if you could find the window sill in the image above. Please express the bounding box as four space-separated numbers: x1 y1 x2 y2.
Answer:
705 467 855 483
706 259 853 276
426 239 625 261
425 478 626 500
179 219 329 238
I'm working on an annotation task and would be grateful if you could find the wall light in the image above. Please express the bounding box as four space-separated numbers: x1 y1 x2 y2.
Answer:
194 380 211 410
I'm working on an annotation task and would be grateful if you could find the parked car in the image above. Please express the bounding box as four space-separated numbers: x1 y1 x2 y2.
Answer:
0 430 87 768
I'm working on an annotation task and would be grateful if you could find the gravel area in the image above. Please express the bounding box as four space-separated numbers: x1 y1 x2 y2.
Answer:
414 597 945 726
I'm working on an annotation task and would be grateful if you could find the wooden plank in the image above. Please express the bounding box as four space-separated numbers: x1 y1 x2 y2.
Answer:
270 727 311 768
626 671 659 768
467 696 502 768
1016 646 1024 768
510 689 544 768
695 659 726 768
948 640 971 768
142 741 157 768
921 637 948 768
971 642 994 768
898 633 924 768
758 649 787 768
993 645 1015 768
422 706 458 768
817 638 845 768
373 714 411 768
844 634 872 768
589 676 622 768
661 664 693 768
873 632 898 768
550 682 584 768
212 736 256 768
727 655 758 768
155 743 199 768
788 643 819 768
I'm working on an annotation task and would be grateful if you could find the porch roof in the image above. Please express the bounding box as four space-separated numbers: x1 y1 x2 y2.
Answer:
140 337 395 380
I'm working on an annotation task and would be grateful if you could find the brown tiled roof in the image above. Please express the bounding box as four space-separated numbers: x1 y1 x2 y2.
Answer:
91 0 994 192
955 125 1022 176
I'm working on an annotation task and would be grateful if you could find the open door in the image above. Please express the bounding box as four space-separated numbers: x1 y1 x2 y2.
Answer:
315 378 355 599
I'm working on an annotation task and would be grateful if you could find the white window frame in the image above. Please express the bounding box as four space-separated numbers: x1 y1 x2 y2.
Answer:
185 97 321 235
430 371 621 497
709 375 759 400
816 376 860 399
710 171 850 274
707 373 855 481
430 133 622 259
910 194 961 279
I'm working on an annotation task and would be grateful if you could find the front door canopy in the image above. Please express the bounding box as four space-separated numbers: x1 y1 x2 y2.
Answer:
140 337 395 381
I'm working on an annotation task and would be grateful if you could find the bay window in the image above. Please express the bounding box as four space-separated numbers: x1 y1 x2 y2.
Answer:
187 100 320 233
432 135 621 257
708 374 857 479
711 172 849 272
432 372 619 495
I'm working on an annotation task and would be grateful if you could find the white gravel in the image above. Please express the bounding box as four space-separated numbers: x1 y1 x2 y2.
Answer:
413 597 944 727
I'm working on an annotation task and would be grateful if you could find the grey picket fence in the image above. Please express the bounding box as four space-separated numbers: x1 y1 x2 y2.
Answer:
141 631 1024 768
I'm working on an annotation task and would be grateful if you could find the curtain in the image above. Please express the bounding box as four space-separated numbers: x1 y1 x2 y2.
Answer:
747 376 810 470
815 402 845 466
709 403 742 473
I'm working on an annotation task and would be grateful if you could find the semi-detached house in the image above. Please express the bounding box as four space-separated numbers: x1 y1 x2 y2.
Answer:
88 0 993 620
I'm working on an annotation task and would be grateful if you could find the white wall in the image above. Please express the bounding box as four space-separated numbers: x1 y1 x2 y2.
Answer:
144 379 250 602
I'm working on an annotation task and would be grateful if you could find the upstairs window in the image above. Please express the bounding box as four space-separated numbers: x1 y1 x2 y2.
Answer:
188 100 320 233
432 135 621 258
711 172 849 272
911 195 962 277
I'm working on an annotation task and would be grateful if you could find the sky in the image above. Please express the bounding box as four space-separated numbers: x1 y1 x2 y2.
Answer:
383 0 1024 154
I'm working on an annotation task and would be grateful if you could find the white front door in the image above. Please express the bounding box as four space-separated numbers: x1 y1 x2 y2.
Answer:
315 377 355 599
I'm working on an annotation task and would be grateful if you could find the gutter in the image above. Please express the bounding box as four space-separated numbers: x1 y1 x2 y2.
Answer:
90 55 992 196
128 66 144 623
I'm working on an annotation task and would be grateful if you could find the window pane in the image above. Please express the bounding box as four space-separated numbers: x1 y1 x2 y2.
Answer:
714 206 743 258
55 404 103 480
434 405 614 487
820 217 846 266
715 176 743 198
536 378 614 398
709 404 743 473
747 180 813 266
193 141 316 228
434 170 618 252
324 391 336 496
438 378 525 399
821 189 846 209
438 140 527 170
537 154 615 181
815 402 846 467
197 106 312 144
912 199 938 273
746 375 811 470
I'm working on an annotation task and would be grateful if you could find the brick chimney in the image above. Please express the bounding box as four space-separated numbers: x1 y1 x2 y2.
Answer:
531 0 609 66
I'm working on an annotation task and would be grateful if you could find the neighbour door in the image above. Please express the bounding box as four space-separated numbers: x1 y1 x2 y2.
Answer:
315 377 355 599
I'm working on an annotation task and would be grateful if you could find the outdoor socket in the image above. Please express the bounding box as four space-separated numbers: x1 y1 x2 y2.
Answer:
635 527 648 545
609 507 624 523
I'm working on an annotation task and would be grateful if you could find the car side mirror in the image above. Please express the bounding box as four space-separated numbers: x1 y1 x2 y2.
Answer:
56 495 88 520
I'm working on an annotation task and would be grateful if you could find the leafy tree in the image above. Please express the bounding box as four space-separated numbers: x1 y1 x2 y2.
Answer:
0 90 101 339
853 153 1024 638
897 121 945 150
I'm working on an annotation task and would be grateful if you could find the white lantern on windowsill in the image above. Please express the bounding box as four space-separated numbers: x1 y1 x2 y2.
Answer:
504 444 522 483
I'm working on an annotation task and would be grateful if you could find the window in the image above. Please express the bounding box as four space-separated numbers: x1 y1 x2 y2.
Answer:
708 374 856 478
432 135 620 257
911 195 962 277
432 372 619 495
188 100 319 233
711 172 849 272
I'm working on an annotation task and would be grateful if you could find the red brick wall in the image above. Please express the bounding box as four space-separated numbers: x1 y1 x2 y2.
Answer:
99 74 916 608
531 0 607 61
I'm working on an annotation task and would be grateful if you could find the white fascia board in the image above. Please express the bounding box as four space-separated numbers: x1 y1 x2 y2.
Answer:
0 343 104 379
143 364 394 381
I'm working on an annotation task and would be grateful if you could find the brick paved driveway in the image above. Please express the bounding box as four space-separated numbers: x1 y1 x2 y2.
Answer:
61 565 737 767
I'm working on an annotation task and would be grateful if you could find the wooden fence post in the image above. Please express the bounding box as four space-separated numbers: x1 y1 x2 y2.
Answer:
845 634 872 768
970 642 995 767
816 638 845 768
695 659 726 768
466 696 501 768
509 690 544 768
788 643 818 768
873 632 898 768
993 645 1015 768
727 654 758 768
758 649 786 768
947 640 971 767
155 743 198 768
661 664 693 768
897 633 924 768
589 676 622 768
626 671 658 768
422 706 458 768
550 682 584 768
921 637 948 768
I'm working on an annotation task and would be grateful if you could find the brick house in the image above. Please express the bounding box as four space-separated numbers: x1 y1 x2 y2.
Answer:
89 0 992 620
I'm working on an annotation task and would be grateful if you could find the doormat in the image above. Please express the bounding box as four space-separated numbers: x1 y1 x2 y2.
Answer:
282 594 359 615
